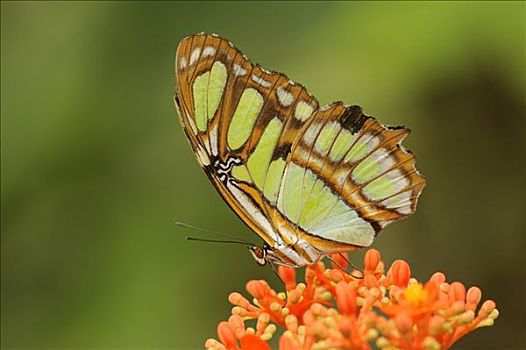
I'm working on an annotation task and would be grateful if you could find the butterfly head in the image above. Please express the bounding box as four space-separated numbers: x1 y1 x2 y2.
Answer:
249 243 293 267
248 245 268 266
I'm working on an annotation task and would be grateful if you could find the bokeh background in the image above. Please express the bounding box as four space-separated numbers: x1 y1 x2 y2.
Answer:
1 1 524 349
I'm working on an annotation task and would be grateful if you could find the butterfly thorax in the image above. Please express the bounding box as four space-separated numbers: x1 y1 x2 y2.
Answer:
265 244 321 267
249 242 320 268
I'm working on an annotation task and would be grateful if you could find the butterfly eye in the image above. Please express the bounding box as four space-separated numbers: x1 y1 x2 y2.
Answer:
248 246 266 266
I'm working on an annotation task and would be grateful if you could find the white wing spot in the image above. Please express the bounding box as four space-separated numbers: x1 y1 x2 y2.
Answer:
296 147 311 161
309 155 324 169
202 46 216 58
196 145 210 166
189 47 201 66
277 87 293 106
302 121 324 146
179 56 187 70
362 169 411 201
381 190 413 214
233 64 247 77
350 148 396 184
252 74 272 88
186 112 197 135
397 206 412 215
345 135 380 163
295 101 314 121
210 124 219 156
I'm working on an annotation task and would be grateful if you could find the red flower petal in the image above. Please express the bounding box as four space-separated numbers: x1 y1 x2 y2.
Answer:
240 334 271 350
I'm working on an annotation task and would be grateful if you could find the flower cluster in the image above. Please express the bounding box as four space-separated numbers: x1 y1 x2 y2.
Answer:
205 249 498 350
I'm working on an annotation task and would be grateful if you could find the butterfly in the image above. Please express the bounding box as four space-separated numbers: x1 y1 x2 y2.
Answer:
174 33 426 267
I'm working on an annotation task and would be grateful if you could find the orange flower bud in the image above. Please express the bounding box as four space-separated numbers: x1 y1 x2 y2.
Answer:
285 314 298 333
449 300 466 316
428 315 445 336
364 274 379 288
391 260 411 287
246 280 270 299
279 334 297 350
449 282 466 302
229 292 251 308
364 249 381 273
479 300 496 318
256 313 270 335
335 281 357 315
395 312 413 335
228 315 245 337
429 272 446 285
325 268 345 283
466 286 482 311
217 321 237 349
278 266 296 291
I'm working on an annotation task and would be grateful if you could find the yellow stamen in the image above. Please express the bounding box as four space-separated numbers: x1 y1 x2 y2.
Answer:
403 283 427 306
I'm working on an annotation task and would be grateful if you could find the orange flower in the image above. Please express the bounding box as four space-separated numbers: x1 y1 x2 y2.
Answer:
205 249 498 350
228 262 331 327
205 314 274 350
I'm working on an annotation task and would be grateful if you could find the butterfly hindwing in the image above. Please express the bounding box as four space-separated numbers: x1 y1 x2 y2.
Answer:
175 33 426 261
274 104 425 251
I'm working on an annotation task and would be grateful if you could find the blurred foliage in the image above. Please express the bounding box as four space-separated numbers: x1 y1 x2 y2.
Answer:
1 1 524 349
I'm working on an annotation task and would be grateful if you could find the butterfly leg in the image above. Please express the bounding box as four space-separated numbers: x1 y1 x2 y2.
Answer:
326 253 364 280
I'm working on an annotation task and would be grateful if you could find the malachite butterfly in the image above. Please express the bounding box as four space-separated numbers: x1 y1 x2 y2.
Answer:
174 33 426 267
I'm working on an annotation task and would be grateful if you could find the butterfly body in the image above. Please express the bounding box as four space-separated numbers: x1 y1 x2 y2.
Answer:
174 33 426 267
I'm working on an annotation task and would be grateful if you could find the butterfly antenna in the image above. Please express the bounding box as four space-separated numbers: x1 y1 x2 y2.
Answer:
185 236 254 246
175 220 253 246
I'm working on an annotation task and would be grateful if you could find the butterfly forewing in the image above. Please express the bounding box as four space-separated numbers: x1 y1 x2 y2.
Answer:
175 33 315 248
175 33 426 266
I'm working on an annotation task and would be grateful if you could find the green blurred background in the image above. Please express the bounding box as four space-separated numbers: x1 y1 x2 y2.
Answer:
1 1 524 349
